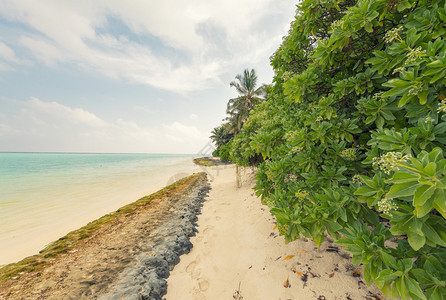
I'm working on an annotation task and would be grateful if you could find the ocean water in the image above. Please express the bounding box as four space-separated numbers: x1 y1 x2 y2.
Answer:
0 152 198 265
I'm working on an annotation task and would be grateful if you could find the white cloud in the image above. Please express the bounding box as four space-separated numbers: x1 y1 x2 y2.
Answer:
26 97 107 127
19 37 64 67
0 61 13 72
0 1 296 153
134 105 154 114
164 121 202 142
0 0 295 92
115 118 153 140
0 41 18 63
0 98 209 153
0 123 19 136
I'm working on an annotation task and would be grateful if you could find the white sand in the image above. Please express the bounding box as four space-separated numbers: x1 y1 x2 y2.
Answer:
166 165 385 300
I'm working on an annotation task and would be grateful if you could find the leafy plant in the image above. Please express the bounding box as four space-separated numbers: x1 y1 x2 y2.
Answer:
216 0 446 299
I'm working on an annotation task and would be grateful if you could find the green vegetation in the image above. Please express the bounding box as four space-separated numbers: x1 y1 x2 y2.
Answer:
0 173 205 281
210 69 266 158
210 124 233 148
215 0 446 299
193 157 231 166
226 69 266 134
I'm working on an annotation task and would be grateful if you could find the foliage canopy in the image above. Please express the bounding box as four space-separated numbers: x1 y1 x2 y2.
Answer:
225 0 446 299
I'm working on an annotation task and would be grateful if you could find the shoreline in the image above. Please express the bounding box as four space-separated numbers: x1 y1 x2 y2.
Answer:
0 172 210 299
0 158 199 266
1 161 386 299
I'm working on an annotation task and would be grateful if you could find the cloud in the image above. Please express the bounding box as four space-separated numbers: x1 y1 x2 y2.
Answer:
0 61 13 72
189 114 198 120
0 98 210 153
164 121 202 142
0 41 18 63
19 37 64 67
0 123 19 136
26 97 107 127
134 105 154 114
0 1 295 92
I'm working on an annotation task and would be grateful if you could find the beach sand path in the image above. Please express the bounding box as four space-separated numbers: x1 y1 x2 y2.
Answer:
166 165 385 300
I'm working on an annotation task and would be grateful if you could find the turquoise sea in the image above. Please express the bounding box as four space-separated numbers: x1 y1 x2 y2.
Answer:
0 152 198 265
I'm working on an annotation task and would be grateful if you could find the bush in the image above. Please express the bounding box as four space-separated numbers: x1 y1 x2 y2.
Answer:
212 148 219 158
231 0 446 299
218 143 232 162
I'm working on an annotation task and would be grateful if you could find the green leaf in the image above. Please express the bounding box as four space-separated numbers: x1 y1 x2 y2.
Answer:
382 85 411 97
433 189 446 218
270 208 290 223
430 70 446 83
390 172 419 184
407 231 426 251
381 251 397 269
433 122 446 134
396 277 410 299
398 93 413 107
365 22 373 33
397 0 412 11
413 185 436 207
384 78 412 88
376 115 384 128
362 205 379 224
355 186 379 196
423 162 437 176
387 182 420 198
423 222 446 247
417 90 429 105
405 276 427 300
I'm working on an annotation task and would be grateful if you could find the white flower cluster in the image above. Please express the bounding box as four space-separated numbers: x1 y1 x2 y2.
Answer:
291 146 304 154
352 174 362 184
340 148 357 160
295 189 309 201
372 91 385 100
378 198 398 216
437 98 446 114
266 198 275 208
425 116 435 123
384 27 403 44
284 174 298 183
392 67 406 74
372 152 412 175
406 46 426 63
331 19 345 29
407 81 424 96
281 71 293 81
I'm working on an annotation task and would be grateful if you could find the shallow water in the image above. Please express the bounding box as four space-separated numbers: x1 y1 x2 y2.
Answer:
0 152 198 265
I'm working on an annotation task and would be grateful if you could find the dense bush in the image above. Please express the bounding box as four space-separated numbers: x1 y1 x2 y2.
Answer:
230 0 446 299
217 143 232 162
212 148 219 158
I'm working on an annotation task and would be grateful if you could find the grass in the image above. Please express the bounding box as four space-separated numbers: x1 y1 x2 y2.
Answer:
193 157 231 167
0 172 206 282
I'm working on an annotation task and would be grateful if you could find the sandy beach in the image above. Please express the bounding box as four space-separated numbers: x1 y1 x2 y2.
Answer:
166 164 385 300
0 161 386 299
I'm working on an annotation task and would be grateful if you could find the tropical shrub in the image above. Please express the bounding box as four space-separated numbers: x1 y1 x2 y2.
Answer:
229 0 446 299
217 142 232 162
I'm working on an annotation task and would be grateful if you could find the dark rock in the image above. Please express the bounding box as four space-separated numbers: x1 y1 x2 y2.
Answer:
98 176 210 300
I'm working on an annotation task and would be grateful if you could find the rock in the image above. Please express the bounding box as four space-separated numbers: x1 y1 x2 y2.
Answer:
98 176 211 300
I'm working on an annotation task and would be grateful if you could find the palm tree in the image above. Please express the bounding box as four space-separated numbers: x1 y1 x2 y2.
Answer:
210 124 232 147
227 69 265 134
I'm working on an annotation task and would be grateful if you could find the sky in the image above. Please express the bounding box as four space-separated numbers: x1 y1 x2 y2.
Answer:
0 0 296 154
